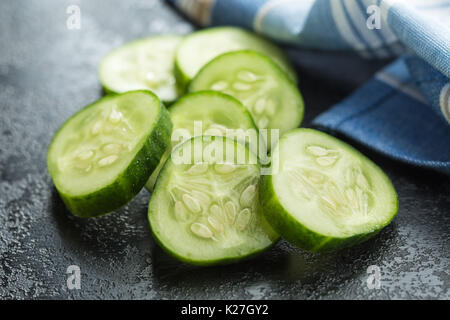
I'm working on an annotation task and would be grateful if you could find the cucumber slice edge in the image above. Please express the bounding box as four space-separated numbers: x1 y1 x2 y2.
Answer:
260 128 398 252
144 90 262 192
98 35 184 102
175 26 298 86
47 90 172 217
188 49 304 137
148 135 279 265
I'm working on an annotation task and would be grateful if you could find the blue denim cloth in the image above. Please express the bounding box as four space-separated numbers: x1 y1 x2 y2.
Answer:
169 0 450 175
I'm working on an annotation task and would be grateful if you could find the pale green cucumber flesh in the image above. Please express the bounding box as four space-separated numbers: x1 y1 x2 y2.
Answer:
148 136 279 265
145 91 259 191
260 128 398 252
99 35 183 102
47 90 172 217
188 50 304 138
175 26 297 88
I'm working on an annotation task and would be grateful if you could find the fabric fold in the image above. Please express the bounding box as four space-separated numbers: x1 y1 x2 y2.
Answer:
312 58 450 175
168 0 450 175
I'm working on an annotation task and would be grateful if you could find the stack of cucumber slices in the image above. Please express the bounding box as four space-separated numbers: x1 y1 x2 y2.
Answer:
48 26 398 266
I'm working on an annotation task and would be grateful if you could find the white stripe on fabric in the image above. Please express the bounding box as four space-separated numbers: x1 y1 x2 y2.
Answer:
330 0 371 58
343 0 389 57
254 0 295 33
376 71 428 104
439 83 450 124
377 21 399 50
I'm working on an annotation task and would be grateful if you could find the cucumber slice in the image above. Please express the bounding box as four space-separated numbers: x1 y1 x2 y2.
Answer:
145 91 260 191
148 136 279 266
189 50 304 138
47 91 172 218
99 35 182 102
260 129 398 252
175 26 297 89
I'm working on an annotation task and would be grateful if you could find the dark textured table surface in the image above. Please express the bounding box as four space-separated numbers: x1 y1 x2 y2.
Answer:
0 0 449 300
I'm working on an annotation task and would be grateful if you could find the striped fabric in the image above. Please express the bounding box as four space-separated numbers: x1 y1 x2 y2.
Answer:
169 0 450 175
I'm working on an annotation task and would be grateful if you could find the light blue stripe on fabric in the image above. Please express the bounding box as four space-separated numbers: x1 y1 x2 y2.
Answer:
341 0 375 57
254 0 350 50
415 0 450 10
252 0 315 44
406 55 450 123
356 0 393 57
168 0 450 175
374 58 428 104
378 56 411 81
313 59 450 175
210 0 267 29
370 0 403 56
386 1 450 79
